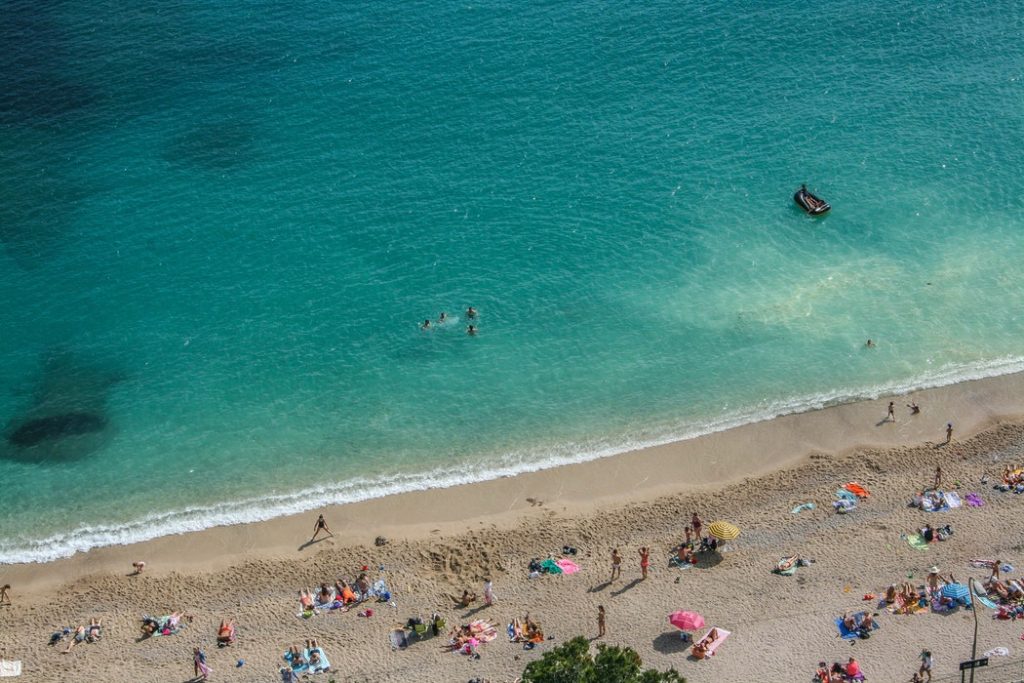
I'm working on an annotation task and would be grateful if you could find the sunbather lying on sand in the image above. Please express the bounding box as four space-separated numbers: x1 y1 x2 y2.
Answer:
217 619 236 646
63 625 87 653
299 590 314 610
692 627 719 658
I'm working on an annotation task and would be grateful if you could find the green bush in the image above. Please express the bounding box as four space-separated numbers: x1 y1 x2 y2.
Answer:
522 636 685 683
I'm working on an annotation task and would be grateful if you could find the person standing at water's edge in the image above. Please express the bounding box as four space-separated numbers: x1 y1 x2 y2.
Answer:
945 423 953 444
887 401 896 422
311 514 332 542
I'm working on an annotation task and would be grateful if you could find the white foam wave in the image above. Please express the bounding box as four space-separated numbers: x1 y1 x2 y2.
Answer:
4 356 1023 564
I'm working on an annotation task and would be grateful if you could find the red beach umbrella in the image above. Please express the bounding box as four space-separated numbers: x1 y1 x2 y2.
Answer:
668 610 705 631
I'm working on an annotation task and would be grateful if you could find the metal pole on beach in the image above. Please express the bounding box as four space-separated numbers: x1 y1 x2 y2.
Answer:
968 577 979 683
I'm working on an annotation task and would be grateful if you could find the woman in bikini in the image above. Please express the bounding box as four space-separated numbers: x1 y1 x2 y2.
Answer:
638 547 650 580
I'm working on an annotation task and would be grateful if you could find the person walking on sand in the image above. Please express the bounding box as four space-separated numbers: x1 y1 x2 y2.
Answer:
610 548 622 582
887 401 896 422
918 650 933 682
310 514 332 542
193 647 212 680
0 584 10 606
945 423 953 444
597 605 606 638
933 465 942 489
483 578 495 606
638 547 650 580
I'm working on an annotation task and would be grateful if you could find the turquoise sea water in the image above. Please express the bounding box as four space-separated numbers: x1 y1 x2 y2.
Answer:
2 0 1024 562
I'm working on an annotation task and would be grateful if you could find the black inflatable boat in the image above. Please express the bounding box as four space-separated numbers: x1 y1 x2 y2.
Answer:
793 185 830 215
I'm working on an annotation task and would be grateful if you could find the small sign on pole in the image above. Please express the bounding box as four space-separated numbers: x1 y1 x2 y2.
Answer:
959 657 989 671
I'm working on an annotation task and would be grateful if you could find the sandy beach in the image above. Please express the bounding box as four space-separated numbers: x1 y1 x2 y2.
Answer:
4 372 1024 682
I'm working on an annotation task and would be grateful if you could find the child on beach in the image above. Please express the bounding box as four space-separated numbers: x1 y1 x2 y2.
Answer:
610 549 622 582
597 605 606 638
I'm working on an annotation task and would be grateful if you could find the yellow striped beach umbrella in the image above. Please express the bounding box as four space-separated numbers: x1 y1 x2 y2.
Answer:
707 521 740 541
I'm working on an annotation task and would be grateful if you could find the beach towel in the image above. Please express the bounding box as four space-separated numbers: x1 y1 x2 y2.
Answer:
833 499 857 513
965 493 984 507
835 613 879 640
843 482 870 498
306 648 331 673
944 491 962 509
669 556 693 569
835 489 856 502
0 661 20 678
984 647 1010 657
791 502 815 514
970 559 996 569
539 559 563 575
389 629 409 650
972 586 1000 610
694 628 730 658
555 558 580 574
906 533 929 551
921 495 950 513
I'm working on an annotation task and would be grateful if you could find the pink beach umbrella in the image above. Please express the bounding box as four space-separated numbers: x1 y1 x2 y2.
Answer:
668 610 705 631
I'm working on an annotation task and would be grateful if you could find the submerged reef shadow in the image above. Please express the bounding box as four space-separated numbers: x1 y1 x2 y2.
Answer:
1 348 125 463
164 119 260 172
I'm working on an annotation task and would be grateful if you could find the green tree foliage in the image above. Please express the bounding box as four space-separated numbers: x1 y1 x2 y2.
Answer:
522 636 686 683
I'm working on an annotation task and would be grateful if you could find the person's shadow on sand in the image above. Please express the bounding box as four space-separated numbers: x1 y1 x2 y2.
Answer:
298 536 333 552
610 578 642 597
587 581 612 593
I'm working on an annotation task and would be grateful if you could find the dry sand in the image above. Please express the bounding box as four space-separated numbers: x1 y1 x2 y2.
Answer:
3 373 1024 682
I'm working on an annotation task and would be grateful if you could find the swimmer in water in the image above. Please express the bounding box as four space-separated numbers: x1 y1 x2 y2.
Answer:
467 324 477 336
466 306 477 319
438 312 447 324
866 339 876 348
421 319 431 330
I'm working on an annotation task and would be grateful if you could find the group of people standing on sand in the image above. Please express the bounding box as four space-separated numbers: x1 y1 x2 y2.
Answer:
420 306 479 335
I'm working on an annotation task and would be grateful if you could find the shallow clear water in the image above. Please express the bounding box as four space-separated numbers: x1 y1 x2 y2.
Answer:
2 0 1023 562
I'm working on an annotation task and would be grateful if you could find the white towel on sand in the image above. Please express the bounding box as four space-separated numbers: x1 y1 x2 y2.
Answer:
0 660 21 677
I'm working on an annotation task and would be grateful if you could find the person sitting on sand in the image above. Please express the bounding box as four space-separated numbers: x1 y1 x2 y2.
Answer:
454 590 477 608
922 524 935 543
318 583 334 605
858 612 875 634
884 584 898 604
845 657 862 678
815 662 831 683
676 545 693 564
63 625 87 653
842 612 859 632
356 573 371 595
217 619 236 646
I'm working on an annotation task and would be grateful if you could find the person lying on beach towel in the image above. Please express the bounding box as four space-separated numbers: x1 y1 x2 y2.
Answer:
691 627 730 659
141 613 189 638
216 619 236 647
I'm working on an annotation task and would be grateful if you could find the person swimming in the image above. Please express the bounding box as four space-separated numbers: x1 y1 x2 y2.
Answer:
437 312 447 324
421 319 431 330
466 306 477 319
467 324 477 336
